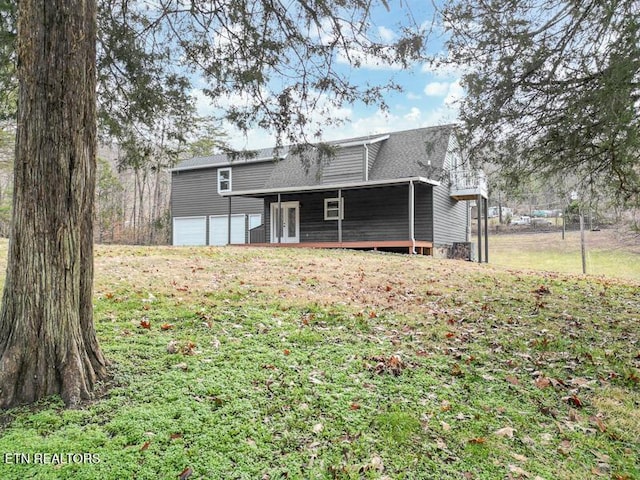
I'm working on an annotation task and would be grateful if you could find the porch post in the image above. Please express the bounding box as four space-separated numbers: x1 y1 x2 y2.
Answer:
277 193 282 244
477 194 483 263
227 196 232 245
337 189 343 244
409 181 416 254
484 197 489 263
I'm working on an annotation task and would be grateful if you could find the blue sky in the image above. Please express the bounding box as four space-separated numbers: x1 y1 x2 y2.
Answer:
191 1 461 150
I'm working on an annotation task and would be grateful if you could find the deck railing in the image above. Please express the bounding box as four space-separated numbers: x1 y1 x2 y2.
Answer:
450 169 488 197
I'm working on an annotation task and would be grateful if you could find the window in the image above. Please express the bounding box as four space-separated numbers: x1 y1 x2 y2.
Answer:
324 197 344 221
218 168 231 193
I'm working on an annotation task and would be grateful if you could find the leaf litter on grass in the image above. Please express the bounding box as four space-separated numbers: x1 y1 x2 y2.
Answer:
0 241 638 479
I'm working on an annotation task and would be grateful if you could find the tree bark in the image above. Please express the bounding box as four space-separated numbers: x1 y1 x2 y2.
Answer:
0 0 107 408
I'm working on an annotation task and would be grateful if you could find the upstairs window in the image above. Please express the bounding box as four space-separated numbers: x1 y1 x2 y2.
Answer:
218 168 231 193
324 197 344 220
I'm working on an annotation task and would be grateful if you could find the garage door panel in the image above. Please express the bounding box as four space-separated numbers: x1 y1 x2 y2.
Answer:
209 215 246 246
173 217 206 246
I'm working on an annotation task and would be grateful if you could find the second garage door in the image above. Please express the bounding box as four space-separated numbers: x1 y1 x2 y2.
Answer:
209 215 246 246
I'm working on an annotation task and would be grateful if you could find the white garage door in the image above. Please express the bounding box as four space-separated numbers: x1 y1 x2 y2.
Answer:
173 217 206 246
209 215 246 246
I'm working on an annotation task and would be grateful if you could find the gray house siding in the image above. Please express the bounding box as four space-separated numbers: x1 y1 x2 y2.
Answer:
414 183 434 242
366 142 382 177
432 185 467 245
172 161 275 244
171 168 218 218
340 186 409 242
321 145 364 184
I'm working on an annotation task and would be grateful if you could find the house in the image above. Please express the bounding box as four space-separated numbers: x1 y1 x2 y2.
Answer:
170 124 490 259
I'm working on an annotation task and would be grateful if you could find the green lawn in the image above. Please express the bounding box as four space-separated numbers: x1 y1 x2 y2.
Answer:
0 241 639 479
489 229 640 282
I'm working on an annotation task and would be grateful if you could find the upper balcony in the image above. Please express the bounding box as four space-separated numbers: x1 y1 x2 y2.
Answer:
450 169 488 200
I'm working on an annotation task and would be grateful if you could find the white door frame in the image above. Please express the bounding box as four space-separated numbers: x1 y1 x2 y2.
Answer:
270 201 300 243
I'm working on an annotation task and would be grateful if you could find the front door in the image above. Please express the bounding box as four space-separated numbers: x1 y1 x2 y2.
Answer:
270 201 300 243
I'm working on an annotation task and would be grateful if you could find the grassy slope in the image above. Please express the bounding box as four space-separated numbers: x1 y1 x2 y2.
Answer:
489 229 640 282
0 241 638 480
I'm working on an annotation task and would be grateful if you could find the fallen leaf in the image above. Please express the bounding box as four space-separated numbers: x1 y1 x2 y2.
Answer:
436 437 448 450
510 453 528 462
140 441 150 451
350 403 361 410
591 465 609 476
569 377 589 387
535 377 551 389
589 416 607 433
369 455 384 472
369 310 377 318
170 433 182 440
441 421 451 432
568 409 581 422
494 426 516 438
505 375 520 385
558 439 572 455
167 340 179 354
283 349 291 356
161 323 174 331
312 423 323 434
181 341 197 355
140 319 151 329
566 394 583 408
468 437 486 444
532 285 551 295
509 464 531 477
177 467 193 480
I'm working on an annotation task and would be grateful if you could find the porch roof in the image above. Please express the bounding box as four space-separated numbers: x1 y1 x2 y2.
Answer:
221 176 440 198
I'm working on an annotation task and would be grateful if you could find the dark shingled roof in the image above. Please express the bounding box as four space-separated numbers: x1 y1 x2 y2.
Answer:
172 124 456 188
262 124 455 188
171 147 287 171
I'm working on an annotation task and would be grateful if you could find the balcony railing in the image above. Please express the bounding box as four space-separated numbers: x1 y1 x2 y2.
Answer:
450 169 488 199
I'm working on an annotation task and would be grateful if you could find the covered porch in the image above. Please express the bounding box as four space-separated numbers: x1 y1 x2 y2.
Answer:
222 177 439 255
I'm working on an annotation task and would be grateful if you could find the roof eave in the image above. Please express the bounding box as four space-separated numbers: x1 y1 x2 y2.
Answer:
335 134 390 148
170 154 287 173
222 176 440 197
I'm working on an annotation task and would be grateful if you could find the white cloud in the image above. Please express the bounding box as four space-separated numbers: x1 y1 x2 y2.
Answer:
430 63 465 79
423 81 450 97
406 92 422 100
378 26 396 42
404 107 421 121
336 47 404 71
444 79 464 106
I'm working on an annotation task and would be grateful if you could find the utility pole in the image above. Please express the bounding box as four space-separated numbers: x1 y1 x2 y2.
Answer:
579 213 587 274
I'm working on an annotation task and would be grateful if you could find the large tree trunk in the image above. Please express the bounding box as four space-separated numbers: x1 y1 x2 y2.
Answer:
0 0 107 408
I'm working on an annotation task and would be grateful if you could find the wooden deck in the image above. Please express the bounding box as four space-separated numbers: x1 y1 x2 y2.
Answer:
235 240 434 255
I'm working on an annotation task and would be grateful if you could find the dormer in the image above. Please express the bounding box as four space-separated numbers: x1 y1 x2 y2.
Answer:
320 135 389 184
